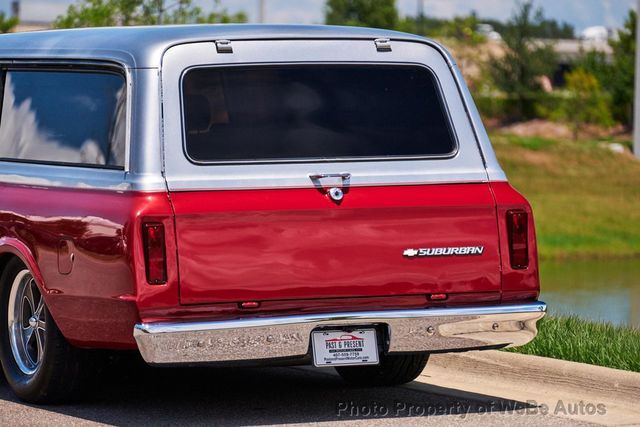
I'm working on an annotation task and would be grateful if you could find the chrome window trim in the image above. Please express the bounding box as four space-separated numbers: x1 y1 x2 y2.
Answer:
0 159 168 192
161 39 491 191
178 62 460 166
0 158 125 171
0 160 130 191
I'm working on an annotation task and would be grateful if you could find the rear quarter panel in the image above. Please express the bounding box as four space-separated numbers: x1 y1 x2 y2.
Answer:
0 182 176 348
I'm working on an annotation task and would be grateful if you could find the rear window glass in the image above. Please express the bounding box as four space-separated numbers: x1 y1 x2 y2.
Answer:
182 65 456 163
0 70 126 168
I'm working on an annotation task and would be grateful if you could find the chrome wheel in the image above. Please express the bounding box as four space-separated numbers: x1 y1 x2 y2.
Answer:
7 270 46 376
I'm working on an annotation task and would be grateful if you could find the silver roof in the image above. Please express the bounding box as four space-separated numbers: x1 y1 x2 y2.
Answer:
0 24 437 68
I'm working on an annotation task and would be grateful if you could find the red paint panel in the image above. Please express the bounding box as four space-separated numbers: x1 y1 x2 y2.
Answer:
170 183 502 305
0 178 539 349
0 183 177 348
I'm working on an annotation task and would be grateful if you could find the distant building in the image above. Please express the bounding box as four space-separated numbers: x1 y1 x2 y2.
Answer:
12 21 51 33
548 38 613 87
7 1 51 33
476 23 502 41
552 38 613 63
580 25 614 42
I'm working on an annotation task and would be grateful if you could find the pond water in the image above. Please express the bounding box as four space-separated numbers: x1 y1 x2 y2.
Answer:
539 258 640 328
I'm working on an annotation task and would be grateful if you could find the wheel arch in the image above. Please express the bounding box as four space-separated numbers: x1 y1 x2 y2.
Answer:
0 238 47 295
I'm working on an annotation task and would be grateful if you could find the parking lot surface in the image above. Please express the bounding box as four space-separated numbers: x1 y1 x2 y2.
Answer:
0 356 593 426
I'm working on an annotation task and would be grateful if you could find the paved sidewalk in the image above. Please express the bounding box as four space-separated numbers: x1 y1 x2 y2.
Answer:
423 350 640 425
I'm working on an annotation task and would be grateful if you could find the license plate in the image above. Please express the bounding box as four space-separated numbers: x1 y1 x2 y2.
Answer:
311 329 379 367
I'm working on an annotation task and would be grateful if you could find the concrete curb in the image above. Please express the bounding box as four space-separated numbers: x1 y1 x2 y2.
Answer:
427 350 640 405
419 350 640 424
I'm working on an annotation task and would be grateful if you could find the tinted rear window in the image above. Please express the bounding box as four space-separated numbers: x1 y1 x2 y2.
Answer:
182 65 456 163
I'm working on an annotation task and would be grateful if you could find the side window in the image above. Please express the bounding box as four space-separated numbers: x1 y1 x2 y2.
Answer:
0 69 126 168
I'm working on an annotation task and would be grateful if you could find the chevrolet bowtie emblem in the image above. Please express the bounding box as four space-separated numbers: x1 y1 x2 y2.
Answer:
403 249 419 257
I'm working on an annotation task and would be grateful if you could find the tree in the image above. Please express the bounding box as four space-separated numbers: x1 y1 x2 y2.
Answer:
325 0 398 30
397 14 485 43
607 9 636 126
577 10 636 127
0 12 19 33
488 1 557 120
483 16 574 39
555 69 613 140
53 0 247 28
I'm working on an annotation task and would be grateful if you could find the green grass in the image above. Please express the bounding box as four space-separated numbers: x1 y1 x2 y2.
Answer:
491 132 640 259
507 315 640 372
494 134 640 371
503 135 558 151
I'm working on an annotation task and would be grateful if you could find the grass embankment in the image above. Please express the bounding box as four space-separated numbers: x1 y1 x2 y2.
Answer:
507 315 640 372
493 134 640 371
491 133 640 260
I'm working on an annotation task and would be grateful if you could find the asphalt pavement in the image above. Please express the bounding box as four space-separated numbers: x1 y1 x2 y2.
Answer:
0 354 594 426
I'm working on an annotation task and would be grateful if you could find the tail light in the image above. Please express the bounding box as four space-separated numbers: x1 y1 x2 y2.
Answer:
506 210 529 269
142 223 167 284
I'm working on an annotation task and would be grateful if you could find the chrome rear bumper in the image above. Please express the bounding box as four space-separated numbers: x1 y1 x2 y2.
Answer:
134 302 546 365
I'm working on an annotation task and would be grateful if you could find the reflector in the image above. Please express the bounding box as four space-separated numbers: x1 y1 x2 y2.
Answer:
240 301 260 309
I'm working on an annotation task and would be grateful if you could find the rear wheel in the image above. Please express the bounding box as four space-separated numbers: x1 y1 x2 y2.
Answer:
0 258 91 403
335 353 429 386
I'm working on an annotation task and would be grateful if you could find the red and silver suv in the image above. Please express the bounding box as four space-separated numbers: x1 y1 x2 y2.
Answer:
0 25 545 403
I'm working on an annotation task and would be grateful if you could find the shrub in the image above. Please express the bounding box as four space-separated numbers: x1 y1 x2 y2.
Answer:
487 1 557 120
553 69 613 140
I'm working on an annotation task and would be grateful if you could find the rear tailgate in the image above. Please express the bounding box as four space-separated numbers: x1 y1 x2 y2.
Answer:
172 183 500 304
160 38 500 306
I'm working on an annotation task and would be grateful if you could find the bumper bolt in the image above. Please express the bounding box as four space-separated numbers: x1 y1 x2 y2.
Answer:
492 323 499 330
426 326 435 335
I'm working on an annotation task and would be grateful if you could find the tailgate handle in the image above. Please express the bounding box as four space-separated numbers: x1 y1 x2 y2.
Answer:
308 173 351 181
309 173 351 203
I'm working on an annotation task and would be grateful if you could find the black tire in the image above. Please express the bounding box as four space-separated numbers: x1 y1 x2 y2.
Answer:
0 258 92 403
335 353 429 386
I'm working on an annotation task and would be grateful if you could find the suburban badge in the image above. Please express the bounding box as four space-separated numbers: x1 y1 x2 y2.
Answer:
403 246 485 257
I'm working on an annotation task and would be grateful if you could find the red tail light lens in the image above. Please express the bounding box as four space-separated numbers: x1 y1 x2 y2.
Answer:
142 223 167 284
507 210 529 269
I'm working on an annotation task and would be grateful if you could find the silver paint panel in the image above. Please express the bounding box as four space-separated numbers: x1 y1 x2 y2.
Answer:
0 25 453 69
0 25 506 190
449 64 507 181
126 68 167 191
133 302 546 365
161 39 490 190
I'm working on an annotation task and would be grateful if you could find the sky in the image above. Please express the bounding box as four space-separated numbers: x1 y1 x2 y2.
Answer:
3 0 637 32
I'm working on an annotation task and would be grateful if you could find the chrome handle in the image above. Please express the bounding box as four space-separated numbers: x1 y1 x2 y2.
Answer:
308 173 351 181
309 173 351 203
